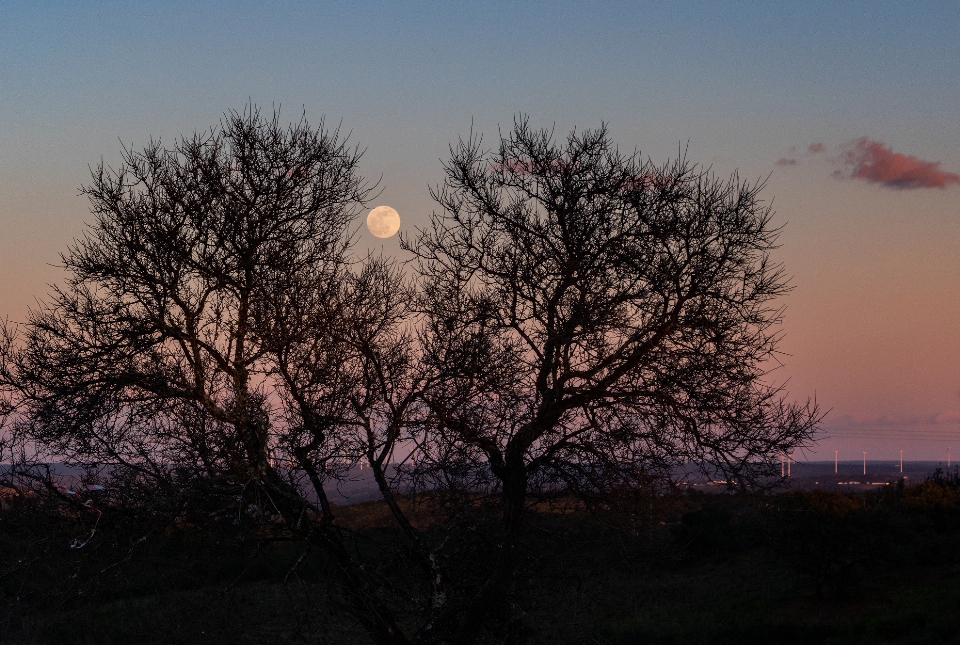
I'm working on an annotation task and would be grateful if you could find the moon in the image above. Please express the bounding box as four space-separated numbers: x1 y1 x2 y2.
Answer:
366 205 401 238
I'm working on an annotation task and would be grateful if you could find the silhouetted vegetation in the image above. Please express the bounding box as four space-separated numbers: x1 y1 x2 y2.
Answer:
2 475 959 644
0 107 826 644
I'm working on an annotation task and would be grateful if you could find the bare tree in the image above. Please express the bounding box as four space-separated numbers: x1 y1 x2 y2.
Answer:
0 106 450 645
0 112 820 645
404 118 821 639
1 106 372 488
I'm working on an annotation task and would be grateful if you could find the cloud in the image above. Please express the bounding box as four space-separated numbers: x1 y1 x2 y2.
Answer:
934 409 960 424
773 143 821 168
491 159 675 191
830 410 960 428
627 172 675 190
836 137 960 189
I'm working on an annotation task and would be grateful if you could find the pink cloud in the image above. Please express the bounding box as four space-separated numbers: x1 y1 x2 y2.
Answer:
832 411 960 427
837 137 960 189
934 410 960 424
490 158 571 174
774 142 823 167
627 172 675 190
491 159 673 191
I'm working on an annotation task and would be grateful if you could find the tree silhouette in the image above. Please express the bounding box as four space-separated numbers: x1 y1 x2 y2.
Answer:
405 118 820 637
0 112 820 645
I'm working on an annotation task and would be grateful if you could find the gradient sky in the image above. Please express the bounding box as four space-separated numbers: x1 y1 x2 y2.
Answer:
2 1 959 459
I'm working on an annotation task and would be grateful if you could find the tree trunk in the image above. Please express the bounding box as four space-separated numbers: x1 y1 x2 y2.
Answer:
454 451 527 644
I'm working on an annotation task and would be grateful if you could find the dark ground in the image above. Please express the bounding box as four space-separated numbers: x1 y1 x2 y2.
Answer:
2 468 959 644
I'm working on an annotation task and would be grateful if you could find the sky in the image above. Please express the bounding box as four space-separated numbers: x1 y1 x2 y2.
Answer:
2 1 959 460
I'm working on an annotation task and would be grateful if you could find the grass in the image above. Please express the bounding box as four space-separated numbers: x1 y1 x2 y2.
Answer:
2 477 959 644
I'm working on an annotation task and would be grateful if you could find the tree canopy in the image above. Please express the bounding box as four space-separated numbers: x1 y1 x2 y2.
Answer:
0 110 820 645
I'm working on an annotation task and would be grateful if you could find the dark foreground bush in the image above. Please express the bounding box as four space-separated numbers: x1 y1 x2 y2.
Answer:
2 474 959 645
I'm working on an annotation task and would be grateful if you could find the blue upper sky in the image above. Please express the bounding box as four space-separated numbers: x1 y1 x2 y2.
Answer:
5 1 959 175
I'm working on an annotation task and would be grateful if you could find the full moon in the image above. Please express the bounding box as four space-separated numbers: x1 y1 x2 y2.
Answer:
366 205 401 238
